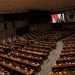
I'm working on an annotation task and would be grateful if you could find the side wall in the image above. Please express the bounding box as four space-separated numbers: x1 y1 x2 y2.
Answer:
0 20 28 40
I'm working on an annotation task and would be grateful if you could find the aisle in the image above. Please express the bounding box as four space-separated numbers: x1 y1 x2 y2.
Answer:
36 41 63 75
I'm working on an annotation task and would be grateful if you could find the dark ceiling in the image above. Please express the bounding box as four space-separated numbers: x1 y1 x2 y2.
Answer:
0 0 75 13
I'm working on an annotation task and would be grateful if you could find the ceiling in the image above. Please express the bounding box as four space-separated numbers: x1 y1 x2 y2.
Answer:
0 0 75 13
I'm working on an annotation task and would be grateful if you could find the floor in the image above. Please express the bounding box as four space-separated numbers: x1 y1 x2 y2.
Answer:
36 41 63 75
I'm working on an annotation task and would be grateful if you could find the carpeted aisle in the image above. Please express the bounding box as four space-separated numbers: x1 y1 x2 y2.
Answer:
36 41 63 75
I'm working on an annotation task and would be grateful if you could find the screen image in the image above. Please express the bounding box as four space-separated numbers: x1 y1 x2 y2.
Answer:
51 13 65 23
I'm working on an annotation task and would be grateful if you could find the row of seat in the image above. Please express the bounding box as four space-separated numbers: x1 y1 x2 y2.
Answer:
0 31 74 75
